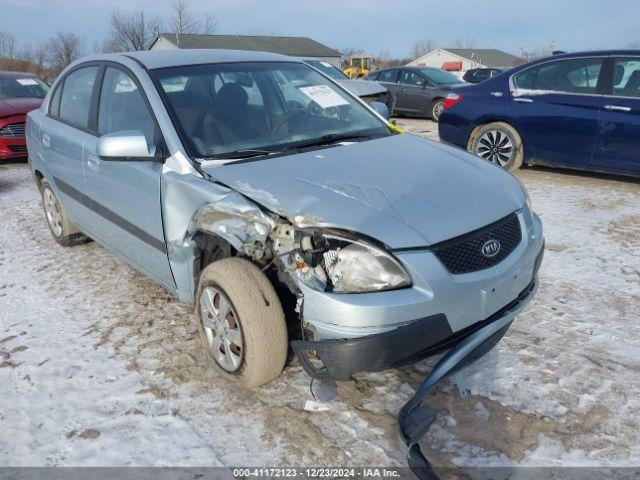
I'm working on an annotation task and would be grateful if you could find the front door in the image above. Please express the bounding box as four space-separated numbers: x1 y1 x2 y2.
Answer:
593 57 640 175
397 70 431 114
510 57 606 169
82 65 175 289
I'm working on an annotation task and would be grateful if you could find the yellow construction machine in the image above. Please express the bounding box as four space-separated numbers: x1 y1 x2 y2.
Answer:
342 56 374 78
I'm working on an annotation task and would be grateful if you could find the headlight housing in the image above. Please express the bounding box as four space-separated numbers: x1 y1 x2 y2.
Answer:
515 177 533 213
287 230 412 294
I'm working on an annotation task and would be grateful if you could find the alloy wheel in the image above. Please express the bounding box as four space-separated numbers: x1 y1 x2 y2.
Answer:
43 188 63 237
476 130 513 167
432 100 444 121
199 286 244 372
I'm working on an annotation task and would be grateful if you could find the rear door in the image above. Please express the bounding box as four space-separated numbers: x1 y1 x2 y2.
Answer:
82 64 175 289
397 69 432 114
41 65 100 227
510 57 606 169
593 56 640 175
373 69 400 112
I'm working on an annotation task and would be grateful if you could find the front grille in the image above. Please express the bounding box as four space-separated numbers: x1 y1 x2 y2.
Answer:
9 145 28 153
433 213 522 274
0 122 26 138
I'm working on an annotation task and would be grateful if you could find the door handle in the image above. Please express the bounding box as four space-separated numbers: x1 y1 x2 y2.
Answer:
604 105 631 112
86 154 101 172
513 97 533 103
42 133 50 148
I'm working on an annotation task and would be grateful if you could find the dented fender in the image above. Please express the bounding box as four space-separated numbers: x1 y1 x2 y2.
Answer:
160 167 278 302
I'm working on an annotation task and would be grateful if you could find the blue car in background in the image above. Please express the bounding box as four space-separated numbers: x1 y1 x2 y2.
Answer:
439 50 640 177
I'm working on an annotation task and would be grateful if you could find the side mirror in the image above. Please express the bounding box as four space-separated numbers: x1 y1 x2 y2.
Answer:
97 131 158 161
369 101 390 120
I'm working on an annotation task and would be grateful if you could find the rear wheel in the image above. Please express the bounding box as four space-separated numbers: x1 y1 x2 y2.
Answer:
468 122 524 171
430 98 444 121
195 257 288 387
40 181 88 246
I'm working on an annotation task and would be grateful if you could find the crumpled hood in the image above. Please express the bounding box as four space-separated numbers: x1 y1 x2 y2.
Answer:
204 134 525 248
336 79 386 97
0 97 42 118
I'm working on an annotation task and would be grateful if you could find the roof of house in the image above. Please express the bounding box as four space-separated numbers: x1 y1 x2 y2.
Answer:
440 48 521 67
150 33 341 58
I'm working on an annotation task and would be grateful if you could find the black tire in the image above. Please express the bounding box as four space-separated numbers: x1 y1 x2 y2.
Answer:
467 122 524 171
430 98 444 121
40 181 89 246
195 257 288 387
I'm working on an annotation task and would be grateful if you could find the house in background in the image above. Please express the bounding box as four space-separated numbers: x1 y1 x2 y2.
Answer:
148 34 342 67
408 48 522 74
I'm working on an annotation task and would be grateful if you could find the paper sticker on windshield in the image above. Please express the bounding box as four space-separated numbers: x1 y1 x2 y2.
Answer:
17 78 38 86
299 85 349 109
320 61 333 67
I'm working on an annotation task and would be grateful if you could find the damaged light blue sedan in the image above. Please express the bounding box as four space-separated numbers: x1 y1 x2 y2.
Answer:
27 50 543 473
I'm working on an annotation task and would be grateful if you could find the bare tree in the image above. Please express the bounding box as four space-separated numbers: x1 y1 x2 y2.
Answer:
452 38 476 49
170 0 198 34
376 49 392 68
0 31 17 59
202 12 217 34
410 39 438 59
168 0 217 36
106 10 160 52
47 32 84 72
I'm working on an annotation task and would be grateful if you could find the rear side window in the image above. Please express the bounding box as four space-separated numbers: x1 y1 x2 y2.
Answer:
377 69 398 83
98 67 157 147
513 58 603 94
612 58 640 98
58 66 99 129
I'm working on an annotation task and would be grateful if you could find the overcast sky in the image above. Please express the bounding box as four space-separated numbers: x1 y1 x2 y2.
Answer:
3 0 640 58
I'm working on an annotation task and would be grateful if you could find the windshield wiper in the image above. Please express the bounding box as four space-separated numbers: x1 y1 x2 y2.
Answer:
283 132 374 151
205 149 278 160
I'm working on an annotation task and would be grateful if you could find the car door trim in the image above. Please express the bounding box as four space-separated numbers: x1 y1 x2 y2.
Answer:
53 175 168 254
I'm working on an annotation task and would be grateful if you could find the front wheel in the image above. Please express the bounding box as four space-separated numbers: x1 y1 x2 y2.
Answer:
467 122 524 171
430 98 444 121
195 257 288 387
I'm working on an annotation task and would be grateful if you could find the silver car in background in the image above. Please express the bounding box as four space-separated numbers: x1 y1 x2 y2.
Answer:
26 49 543 473
300 57 391 114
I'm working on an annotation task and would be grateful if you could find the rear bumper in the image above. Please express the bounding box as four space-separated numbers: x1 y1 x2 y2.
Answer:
292 244 542 380
437 118 469 149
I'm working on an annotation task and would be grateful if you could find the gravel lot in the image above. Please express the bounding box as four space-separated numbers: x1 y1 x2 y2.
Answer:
2 120 639 472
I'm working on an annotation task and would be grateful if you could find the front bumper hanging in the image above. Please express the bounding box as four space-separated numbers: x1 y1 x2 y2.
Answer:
293 245 543 479
399 277 540 479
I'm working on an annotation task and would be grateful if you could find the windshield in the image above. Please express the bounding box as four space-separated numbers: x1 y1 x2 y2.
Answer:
152 62 388 159
0 75 49 99
417 68 464 85
304 60 349 80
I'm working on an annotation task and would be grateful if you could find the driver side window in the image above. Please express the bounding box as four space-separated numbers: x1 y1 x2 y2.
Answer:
400 70 426 86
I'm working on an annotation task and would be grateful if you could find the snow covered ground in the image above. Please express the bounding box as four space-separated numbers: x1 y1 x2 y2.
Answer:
2 120 639 472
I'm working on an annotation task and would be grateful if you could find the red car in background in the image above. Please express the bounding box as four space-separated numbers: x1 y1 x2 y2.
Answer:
0 71 49 161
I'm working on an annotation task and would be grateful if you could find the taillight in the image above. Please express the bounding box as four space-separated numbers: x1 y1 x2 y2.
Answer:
443 92 463 109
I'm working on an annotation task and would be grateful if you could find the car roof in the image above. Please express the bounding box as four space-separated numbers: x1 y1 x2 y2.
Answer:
514 49 640 71
77 49 299 70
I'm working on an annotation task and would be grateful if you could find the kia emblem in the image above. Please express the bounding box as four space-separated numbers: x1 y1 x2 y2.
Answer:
481 239 501 258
